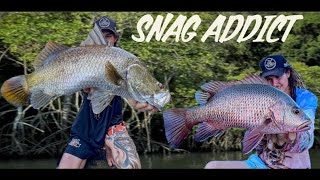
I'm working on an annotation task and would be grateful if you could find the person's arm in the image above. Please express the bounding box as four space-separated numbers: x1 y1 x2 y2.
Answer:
276 92 318 153
286 93 318 152
104 97 141 169
104 126 141 169
256 91 317 161
80 23 107 46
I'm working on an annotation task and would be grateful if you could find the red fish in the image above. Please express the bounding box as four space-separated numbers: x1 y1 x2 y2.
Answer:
163 75 311 154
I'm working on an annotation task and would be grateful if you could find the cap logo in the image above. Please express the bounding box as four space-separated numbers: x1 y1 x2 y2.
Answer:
264 58 276 70
99 17 110 28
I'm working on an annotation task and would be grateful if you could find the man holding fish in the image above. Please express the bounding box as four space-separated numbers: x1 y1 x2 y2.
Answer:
54 16 164 169
0 15 170 169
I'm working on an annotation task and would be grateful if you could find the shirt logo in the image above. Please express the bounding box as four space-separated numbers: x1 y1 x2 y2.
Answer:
69 138 81 148
264 58 276 70
99 18 110 28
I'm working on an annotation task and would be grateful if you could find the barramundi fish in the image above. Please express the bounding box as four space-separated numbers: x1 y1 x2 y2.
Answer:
163 75 311 154
1 42 171 114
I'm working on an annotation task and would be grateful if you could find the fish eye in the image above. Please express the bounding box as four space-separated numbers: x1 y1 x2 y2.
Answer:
292 107 301 115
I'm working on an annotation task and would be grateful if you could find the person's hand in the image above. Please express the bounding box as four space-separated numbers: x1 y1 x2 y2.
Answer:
104 134 126 168
127 98 158 113
267 132 297 150
105 145 115 167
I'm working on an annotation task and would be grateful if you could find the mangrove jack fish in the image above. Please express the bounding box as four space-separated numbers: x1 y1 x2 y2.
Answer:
1 42 170 114
163 75 311 154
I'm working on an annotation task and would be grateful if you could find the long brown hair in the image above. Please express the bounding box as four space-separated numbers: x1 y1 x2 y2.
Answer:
286 64 306 101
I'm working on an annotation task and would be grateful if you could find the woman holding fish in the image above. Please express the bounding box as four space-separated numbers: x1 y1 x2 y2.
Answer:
162 54 317 169
203 55 318 169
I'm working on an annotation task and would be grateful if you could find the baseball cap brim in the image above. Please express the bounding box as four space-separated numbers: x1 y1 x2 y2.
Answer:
261 68 286 78
102 28 119 37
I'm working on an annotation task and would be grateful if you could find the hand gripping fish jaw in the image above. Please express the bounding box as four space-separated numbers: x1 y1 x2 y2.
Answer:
126 64 171 110
141 91 171 111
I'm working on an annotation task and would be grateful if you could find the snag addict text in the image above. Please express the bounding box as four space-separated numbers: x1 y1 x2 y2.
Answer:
132 13 303 43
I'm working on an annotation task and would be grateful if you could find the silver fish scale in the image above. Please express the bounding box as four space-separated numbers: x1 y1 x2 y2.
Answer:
190 84 301 133
31 46 141 98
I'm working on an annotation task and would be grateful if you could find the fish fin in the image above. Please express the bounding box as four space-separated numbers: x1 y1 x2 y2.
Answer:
237 74 270 86
194 122 224 142
163 108 193 148
105 62 125 86
199 74 269 96
195 90 211 105
89 90 114 114
33 41 69 69
0 75 30 106
242 118 272 154
200 81 229 95
30 90 55 109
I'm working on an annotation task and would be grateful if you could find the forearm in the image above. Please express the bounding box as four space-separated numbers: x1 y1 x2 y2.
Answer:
287 108 316 152
105 127 141 169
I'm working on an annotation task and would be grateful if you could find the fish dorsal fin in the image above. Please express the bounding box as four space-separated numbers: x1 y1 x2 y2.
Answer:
196 74 270 105
237 74 270 86
33 41 69 69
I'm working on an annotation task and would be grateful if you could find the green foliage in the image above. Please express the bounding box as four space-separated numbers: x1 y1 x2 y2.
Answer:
0 12 100 64
1 12 320 154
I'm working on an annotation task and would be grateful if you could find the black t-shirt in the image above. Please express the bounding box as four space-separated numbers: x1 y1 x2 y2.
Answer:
70 93 123 148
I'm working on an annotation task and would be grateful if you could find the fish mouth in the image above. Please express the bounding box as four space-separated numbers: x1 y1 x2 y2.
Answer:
128 82 171 110
296 120 312 132
143 91 171 111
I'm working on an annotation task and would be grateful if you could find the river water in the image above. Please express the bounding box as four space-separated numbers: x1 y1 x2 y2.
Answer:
0 150 319 169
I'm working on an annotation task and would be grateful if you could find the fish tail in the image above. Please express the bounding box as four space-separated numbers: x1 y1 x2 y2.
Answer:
1 75 30 106
163 108 193 148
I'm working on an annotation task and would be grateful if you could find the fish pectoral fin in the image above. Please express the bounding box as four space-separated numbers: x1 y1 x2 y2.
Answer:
194 122 224 142
30 90 55 109
90 90 114 114
105 62 125 86
242 118 272 154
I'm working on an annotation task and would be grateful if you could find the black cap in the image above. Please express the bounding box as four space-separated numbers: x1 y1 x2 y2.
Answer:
259 54 289 78
94 16 119 37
